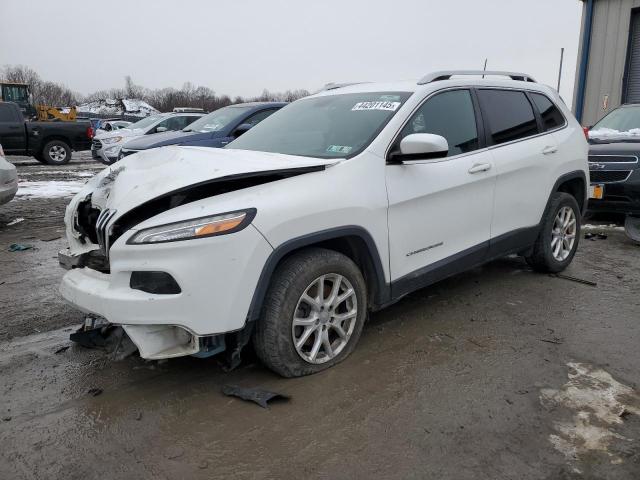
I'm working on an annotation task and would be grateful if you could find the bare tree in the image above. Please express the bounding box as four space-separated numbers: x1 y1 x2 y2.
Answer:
3 64 310 114
1 64 80 106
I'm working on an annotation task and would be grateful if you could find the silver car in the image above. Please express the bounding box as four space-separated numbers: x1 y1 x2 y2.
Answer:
0 144 18 205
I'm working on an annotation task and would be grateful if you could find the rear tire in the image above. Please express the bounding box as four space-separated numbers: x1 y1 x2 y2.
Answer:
253 248 368 377
625 215 640 243
526 192 581 273
43 140 71 165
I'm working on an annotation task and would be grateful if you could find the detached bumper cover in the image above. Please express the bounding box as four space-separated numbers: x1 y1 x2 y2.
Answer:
59 224 273 346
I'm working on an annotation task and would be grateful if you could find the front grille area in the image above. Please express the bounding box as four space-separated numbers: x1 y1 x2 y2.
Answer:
96 208 117 257
92 139 102 150
590 170 632 183
589 155 638 163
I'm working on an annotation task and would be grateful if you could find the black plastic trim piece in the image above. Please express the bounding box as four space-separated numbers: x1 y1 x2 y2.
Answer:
388 150 448 163
486 226 540 260
130 271 182 295
246 226 390 322
548 170 588 216
391 241 488 299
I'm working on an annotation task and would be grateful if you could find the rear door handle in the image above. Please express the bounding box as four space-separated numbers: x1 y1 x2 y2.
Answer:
468 163 492 174
542 146 558 155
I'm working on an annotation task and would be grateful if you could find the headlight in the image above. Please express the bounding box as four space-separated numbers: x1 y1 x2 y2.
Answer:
102 136 123 144
127 209 256 244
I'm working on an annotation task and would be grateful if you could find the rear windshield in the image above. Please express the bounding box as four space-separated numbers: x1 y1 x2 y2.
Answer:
227 92 412 159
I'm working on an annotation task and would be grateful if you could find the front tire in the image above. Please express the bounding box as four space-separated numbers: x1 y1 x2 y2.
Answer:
32 151 47 164
526 192 581 273
43 140 71 165
253 248 368 377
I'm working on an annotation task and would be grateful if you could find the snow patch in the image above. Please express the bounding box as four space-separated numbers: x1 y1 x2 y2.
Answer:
16 181 85 198
583 224 626 232
590 128 640 138
19 170 97 178
6 218 24 226
541 363 640 465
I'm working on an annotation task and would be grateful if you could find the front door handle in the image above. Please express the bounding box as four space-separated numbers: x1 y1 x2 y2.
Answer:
542 146 558 155
468 163 492 174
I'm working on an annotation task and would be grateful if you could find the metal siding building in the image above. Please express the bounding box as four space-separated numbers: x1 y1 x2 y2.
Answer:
573 0 640 126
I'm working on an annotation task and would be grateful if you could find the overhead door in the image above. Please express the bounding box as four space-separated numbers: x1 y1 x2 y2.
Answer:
624 10 640 103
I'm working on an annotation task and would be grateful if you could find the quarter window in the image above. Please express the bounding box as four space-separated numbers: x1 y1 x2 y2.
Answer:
477 90 539 145
399 90 479 157
530 93 565 131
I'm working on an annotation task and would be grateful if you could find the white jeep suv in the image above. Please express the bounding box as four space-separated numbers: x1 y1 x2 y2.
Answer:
59 71 589 377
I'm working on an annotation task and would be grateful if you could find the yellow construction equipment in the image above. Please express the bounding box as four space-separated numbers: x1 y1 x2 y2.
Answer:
35 105 77 122
1 82 77 121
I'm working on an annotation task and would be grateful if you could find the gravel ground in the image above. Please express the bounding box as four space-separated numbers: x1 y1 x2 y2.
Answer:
0 154 639 479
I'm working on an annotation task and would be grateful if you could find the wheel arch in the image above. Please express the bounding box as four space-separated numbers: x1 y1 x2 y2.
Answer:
246 226 390 322
548 170 588 217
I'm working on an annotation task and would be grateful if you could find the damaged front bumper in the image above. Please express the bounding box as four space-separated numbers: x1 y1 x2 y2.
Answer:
59 223 273 360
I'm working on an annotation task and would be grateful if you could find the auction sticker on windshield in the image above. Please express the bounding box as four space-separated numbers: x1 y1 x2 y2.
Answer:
326 145 353 154
352 101 401 112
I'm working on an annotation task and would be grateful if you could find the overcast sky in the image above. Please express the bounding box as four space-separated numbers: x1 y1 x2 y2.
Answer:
0 0 584 102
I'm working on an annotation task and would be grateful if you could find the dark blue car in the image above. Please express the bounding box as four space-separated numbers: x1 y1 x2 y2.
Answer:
119 102 286 158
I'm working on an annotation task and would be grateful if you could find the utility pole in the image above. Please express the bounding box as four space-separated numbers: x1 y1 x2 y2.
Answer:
557 48 565 92
482 58 488 79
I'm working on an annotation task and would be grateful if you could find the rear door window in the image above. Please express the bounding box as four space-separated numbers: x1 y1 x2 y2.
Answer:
530 93 565 131
477 90 539 145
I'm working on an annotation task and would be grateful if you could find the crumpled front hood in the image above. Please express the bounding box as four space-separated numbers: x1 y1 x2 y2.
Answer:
77 146 339 215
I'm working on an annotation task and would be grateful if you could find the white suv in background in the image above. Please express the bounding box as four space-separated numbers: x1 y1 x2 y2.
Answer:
59 71 589 377
91 112 203 164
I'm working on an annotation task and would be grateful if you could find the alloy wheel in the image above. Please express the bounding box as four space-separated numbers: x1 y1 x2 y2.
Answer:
291 273 358 364
49 145 67 162
551 206 577 261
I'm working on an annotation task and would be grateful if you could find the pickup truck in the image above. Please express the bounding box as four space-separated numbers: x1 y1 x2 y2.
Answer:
0 102 93 165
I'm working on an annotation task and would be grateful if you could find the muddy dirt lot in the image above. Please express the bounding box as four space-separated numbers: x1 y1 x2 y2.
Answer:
1 154 640 479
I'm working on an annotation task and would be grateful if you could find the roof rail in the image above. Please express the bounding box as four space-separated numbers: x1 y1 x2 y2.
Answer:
418 70 537 85
320 82 369 92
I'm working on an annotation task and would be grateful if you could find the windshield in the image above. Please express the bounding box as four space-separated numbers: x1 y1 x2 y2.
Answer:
591 107 640 137
226 92 412 158
127 114 163 131
184 106 252 133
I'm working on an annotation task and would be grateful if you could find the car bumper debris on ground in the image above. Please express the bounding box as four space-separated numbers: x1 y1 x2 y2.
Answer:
1 152 639 479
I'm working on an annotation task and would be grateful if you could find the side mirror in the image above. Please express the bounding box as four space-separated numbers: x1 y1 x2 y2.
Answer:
156 126 168 133
233 123 253 138
389 133 449 163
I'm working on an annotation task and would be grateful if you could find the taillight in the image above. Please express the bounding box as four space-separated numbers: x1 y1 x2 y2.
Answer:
87 126 94 139
583 126 589 140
